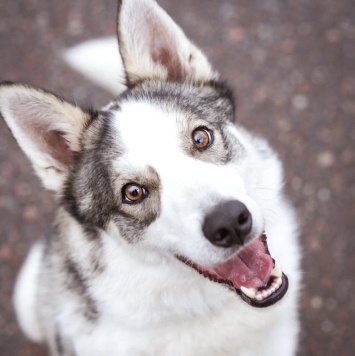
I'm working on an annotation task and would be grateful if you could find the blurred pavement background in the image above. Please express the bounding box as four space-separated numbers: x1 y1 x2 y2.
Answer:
0 0 354 355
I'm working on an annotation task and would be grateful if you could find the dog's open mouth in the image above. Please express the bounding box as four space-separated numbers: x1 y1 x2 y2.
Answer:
177 233 288 308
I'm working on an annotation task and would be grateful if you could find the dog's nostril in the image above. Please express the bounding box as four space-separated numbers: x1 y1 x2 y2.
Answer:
215 228 232 244
238 211 249 226
216 228 229 240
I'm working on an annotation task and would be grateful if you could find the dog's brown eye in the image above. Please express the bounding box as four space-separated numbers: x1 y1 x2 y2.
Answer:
122 183 147 203
192 127 213 149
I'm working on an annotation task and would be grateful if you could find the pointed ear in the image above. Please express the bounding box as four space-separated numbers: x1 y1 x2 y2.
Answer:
117 0 219 85
0 82 94 192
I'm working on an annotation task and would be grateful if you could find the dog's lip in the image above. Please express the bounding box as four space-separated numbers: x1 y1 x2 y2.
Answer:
176 233 289 308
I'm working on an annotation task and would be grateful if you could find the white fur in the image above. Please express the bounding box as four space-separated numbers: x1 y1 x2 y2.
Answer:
112 101 265 266
13 242 44 343
37 198 300 356
64 37 127 95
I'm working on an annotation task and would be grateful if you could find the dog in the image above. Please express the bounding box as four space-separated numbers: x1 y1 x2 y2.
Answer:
0 0 301 354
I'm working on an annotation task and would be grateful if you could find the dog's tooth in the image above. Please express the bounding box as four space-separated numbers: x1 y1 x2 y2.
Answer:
241 287 256 300
255 293 264 301
271 261 282 278
274 277 282 289
262 291 269 299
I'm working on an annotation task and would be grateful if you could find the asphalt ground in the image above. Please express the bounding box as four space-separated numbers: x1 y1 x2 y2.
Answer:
0 0 354 355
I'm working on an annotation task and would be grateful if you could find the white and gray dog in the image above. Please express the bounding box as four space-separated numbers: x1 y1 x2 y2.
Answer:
0 0 301 355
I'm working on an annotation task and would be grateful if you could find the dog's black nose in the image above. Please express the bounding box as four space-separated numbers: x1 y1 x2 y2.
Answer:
202 200 252 248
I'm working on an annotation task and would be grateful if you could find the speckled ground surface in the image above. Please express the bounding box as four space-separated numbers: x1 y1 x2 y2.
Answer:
0 0 354 355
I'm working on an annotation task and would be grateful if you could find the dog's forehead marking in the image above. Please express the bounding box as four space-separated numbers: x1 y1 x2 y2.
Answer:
109 99 255 218
112 100 182 161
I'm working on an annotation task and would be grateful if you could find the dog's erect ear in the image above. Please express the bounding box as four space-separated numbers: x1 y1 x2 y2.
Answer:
117 0 219 85
0 83 94 192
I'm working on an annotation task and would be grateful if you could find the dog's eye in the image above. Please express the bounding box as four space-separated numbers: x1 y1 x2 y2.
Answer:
122 183 147 204
192 127 213 150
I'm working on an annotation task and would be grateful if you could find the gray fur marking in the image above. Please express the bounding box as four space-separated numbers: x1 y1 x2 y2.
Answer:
64 257 99 321
54 326 64 356
117 80 245 164
113 165 162 243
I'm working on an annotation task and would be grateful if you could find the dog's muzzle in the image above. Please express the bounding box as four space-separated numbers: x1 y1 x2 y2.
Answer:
178 200 289 308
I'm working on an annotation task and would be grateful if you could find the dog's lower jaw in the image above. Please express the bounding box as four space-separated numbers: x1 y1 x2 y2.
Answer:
238 272 289 307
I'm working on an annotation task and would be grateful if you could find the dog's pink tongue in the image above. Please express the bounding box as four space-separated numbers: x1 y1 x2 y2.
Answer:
213 238 273 289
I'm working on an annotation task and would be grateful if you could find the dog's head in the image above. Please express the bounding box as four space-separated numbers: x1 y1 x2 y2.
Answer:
0 0 287 307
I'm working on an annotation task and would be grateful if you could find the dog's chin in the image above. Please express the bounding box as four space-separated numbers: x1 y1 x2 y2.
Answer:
177 233 288 308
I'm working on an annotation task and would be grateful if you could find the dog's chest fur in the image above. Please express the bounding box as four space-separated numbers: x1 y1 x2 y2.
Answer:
41 208 298 356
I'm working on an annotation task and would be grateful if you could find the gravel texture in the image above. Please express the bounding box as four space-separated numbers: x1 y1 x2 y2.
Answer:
0 0 354 355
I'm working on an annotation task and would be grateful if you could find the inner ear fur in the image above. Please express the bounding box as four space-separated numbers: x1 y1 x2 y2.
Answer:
117 0 218 86
0 82 95 192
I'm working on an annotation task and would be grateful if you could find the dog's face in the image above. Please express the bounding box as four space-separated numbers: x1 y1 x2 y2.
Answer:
103 83 264 265
0 0 288 307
